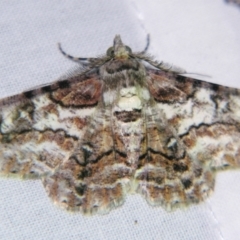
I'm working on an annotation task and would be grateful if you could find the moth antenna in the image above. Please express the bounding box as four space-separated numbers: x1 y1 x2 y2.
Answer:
57 43 92 63
140 34 150 54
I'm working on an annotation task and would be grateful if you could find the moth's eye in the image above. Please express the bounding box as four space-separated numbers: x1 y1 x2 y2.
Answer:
125 46 132 53
107 47 114 56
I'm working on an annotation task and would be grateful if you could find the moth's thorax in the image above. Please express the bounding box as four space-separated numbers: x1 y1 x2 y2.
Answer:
102 80 151 107
100 59 147 89
101 55 145 77
102 60 150 115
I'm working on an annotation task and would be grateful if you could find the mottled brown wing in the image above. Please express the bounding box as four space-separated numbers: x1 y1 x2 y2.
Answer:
0 71 136 215
135 70 240 210
42 107 134 215
0 73 102 178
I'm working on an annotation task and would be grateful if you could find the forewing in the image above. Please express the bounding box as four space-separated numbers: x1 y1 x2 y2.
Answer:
147 70 240 169
0 72 102 178
135 70 240 210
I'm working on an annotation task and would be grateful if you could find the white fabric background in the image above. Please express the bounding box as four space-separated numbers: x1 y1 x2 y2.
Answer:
0 0 240 239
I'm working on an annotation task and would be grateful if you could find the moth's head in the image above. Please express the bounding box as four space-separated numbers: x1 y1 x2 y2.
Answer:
106 35 132 59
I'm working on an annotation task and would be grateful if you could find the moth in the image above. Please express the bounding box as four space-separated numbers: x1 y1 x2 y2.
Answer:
0 35 240 215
